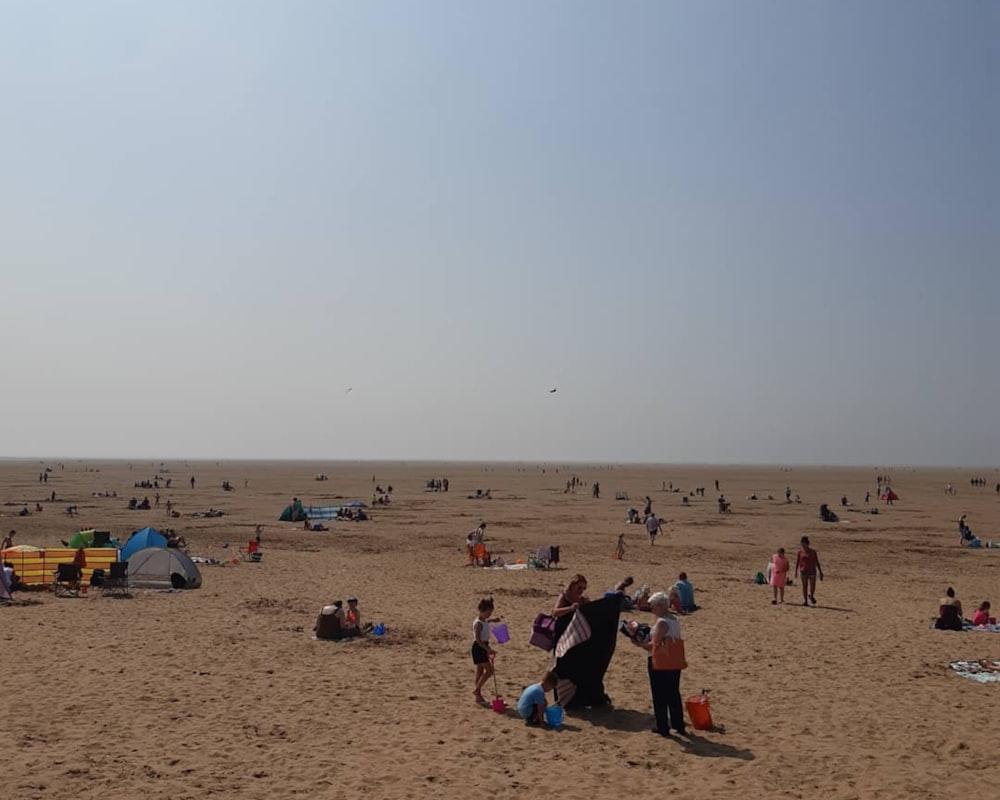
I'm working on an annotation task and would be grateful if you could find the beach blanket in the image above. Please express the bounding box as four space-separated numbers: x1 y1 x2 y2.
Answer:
553 595 621 708
930 621 1000 633
950 660 1000 683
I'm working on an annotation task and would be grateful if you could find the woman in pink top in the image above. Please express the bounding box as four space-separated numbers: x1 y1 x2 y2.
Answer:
770 547 789 604
973 601 991 627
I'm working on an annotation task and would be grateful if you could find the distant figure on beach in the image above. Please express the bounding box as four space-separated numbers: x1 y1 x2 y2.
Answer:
934 587 964 631
973 601 991 627
1 530 15 550
616 533 626 561
190 476 195 489
795 536 823 606
715 480 719 492
593 482 600 499
643 496 653 517
864 491 870 504
785 486 792 503
770 548 789 604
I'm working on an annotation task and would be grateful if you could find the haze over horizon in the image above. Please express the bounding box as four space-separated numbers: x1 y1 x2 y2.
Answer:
3 1 997 465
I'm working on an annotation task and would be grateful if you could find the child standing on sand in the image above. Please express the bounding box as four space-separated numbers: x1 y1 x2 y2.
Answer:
616 533 626 561
472 597 499 705
770 547 789 604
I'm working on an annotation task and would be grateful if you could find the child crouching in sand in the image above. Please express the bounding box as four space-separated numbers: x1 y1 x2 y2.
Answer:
472 597 499 705
517 671 559 725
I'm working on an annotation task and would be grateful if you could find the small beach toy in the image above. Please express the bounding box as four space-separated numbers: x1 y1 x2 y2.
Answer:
80 586 88 596
373 623 385 636
491 696 506 713
685 690 714 731
544 705 563 727
493 622 510 644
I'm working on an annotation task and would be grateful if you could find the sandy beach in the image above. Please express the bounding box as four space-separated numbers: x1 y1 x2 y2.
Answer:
3 460 1000 799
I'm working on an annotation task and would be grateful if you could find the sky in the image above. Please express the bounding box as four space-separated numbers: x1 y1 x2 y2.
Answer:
2 1 997 464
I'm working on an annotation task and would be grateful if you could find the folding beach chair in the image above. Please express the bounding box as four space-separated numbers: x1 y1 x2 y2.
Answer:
101 562 129 597
240 540 262 562
53 563 83 597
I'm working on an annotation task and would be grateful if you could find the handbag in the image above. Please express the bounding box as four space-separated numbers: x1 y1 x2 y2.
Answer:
529 613 558 651
651 636 687 671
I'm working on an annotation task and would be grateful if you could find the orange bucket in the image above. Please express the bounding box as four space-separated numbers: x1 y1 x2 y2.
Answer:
685 692 714 730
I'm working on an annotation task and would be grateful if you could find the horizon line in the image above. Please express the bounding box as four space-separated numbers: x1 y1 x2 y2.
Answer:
0 456 997 470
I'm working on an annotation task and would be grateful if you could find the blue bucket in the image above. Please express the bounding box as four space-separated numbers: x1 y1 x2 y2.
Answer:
373 623 386 636
544 705 563 727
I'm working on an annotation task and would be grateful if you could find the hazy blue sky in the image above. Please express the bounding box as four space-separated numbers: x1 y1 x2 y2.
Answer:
2 1 997 464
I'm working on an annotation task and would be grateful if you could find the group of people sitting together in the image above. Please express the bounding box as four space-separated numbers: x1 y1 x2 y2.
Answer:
313 596 373 640
935 587 993 630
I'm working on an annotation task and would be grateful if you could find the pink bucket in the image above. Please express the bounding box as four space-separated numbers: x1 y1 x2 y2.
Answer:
492 696 506 714
493 622 510 644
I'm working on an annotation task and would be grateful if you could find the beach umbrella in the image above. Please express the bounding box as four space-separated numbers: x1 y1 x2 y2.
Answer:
348 501 368 508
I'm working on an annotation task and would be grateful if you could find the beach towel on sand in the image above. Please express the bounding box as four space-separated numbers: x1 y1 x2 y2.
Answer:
553 596 620 708
950 660 1000 684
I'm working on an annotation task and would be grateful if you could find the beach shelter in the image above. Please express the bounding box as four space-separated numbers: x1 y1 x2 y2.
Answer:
127 547 202 590
279 499 306 522
67 530 97 549
347 501 368 508
552 595 621 708
120 527 168 562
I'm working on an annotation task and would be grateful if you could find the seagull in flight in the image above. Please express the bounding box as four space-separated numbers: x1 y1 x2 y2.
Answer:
345 387 353 394
548 388 558 393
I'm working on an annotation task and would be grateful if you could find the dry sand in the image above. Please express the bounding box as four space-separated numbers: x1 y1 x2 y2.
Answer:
3 459 1000 799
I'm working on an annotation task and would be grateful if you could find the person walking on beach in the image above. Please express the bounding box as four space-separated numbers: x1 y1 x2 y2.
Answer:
190 476 196 489
795 536 823 606
1 530 14 551
770 547 789 604
646 514 661 545
616 533 626 561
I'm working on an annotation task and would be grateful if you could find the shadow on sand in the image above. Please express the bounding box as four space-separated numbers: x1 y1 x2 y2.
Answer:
570 707 754 760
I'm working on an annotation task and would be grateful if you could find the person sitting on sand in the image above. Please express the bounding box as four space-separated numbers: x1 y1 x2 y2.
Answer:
935 587 964 631
667 585 683 614
631 585 652 612
553 574 589 618
518 670 559 726
314 600 351 640
166 531 188 550
1 530 15 551
973 601 991 627
343 596 372 634
673 572 697 612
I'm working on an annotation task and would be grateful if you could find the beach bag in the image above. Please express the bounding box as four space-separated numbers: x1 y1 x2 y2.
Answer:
652 636 687 671
754 571 766 585
529 613 557 651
